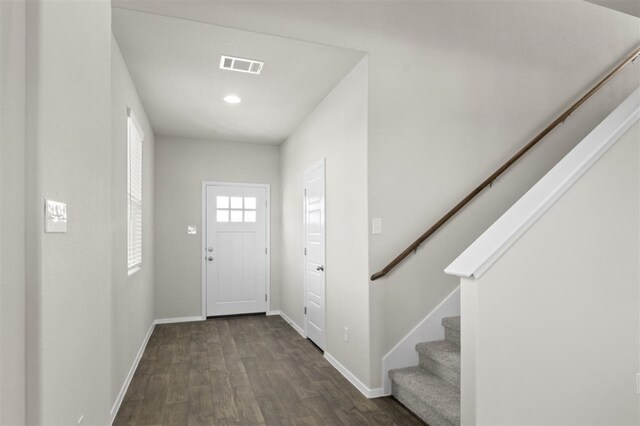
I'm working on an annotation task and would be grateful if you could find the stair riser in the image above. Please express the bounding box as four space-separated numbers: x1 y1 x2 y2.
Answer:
444 327 460 346
419 356 460 389
392 382 456 426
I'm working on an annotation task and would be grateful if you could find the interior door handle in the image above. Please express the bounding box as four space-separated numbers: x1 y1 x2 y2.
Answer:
208 257 213 261
316 265 324 271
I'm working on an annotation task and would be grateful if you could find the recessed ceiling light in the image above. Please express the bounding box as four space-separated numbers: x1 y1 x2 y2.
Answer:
224 95 242 104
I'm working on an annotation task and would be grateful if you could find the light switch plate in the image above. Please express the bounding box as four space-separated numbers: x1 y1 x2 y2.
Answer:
372 218 382 234
45 199 67 233
187 226 197 235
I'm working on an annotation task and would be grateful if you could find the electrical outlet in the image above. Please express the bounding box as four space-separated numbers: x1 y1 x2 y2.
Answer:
77 415 84 425
343 327 349 342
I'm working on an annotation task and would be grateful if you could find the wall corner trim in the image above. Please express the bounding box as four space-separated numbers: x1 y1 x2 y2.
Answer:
276 312 384 399
110 316 206 423
109 321 155 425
324 352 384 399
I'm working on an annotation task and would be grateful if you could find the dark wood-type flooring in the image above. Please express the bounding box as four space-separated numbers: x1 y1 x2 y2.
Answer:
114 315 424 425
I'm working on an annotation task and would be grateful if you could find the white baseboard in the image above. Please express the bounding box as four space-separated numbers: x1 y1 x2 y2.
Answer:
324 352 384 399
154 316 205 324
109 321 155 425
276 312 383 399
279 310 305 338
381 286 460 395
266 310 281 316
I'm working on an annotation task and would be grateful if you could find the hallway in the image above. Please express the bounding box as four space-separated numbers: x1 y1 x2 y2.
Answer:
114 316 423 425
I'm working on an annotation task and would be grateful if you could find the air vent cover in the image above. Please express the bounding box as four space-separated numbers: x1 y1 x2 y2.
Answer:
220 55 264 75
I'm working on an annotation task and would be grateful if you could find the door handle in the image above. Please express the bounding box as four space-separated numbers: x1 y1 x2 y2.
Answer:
316 265 324 272
208 256 214 261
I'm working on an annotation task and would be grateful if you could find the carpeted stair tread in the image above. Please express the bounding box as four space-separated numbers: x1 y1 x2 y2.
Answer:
441 316 460 332
389 366 460 426
416 340 460 373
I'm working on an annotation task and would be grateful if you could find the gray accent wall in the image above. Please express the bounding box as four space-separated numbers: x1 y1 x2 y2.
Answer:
154 137 280 320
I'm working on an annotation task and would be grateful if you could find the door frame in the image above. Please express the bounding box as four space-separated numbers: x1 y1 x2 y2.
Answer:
302 159 326 341
201 180 271 319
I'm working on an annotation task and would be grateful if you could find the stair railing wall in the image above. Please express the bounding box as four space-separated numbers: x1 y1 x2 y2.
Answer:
370 46 640 281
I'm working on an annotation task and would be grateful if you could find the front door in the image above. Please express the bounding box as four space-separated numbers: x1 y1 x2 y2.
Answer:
205 184 267 316
304 161 326 350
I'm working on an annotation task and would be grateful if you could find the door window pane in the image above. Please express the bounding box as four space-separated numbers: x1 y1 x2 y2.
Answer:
230 210 243 222
230 197 243 209
244 197 257 210
244 210 256 223
216 196 229 209
216 210 229 222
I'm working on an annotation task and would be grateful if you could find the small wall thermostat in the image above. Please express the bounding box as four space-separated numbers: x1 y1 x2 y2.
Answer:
187 226 197 235
45 199 67 233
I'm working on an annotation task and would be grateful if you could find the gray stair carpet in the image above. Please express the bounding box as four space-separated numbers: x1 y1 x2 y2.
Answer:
389 316 461 426
442 316 460 347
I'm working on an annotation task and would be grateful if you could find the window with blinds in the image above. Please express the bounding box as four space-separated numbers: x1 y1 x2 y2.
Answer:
127 109 143 273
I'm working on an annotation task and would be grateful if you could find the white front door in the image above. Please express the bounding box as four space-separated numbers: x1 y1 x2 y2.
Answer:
205 184 268 316
304 160 326 350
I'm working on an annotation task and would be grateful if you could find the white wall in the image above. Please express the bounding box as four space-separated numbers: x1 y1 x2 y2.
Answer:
111 0 640 389
110 35 155 414
280 58 370 385
461 121 639 425
362 1 640 388
25 1 113 423
154 137 280 319
0 0 26 423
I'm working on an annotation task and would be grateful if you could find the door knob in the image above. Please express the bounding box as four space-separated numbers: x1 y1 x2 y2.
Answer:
207 247 213 252
316 265 324 271
208 257 213 261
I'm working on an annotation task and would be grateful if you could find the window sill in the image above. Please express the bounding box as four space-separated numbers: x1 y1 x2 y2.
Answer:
128 266 142 277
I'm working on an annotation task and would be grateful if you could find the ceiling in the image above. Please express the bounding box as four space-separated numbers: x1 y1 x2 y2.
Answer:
584 0 640 18
112 8 365 144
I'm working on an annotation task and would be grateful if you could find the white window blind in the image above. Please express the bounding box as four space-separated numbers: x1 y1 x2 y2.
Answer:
127 108 144 272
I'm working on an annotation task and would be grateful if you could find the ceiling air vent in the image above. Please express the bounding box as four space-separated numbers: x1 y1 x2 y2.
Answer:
220 55 264 75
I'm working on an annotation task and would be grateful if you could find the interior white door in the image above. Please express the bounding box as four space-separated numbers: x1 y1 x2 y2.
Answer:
304 161 326 350
206 184 267 316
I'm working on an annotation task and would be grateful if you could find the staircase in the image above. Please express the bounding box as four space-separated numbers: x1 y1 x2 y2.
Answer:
389 316 460 426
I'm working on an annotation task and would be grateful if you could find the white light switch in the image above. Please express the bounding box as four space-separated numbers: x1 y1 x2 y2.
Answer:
187 226 197 235
45 199 67 233
372 218 382 234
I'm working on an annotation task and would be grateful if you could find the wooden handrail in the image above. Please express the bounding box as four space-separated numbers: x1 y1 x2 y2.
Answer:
371 46 640 281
